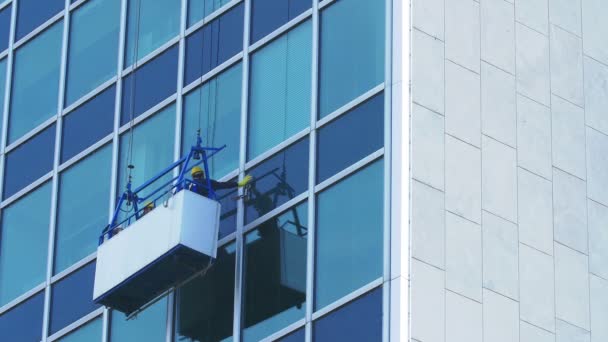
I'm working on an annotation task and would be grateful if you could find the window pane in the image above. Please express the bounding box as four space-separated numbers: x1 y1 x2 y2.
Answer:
245 138 309 224
9 21 63 143
183 63 242 180
317 93 383 183
50 262 100 335
315 160 383 309
61 85 115 163
110 297 167 342
217 178 238 238
319 0 384 117
313 288 382 341
248 21 311 160
175 242 235 342
0 182 51 306
65 0 120 106
3 124 55 199
188 0 230 27
250 0 310 43
0 290 44 342
243 203 307 341
121 45 178 126
57 317 102 342
277 329 305 342
16 0 63 41
55 145 112 274
0 58 8 137
184 4 243 86
0 5 11 52
125 0 180 66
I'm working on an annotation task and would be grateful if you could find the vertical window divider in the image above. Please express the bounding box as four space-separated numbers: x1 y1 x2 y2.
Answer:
0 0 14 186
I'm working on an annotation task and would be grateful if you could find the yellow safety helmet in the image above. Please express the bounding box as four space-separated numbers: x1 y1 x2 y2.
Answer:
191 166 204 177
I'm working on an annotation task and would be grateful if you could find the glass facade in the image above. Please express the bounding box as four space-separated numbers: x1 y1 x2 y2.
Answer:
0 0 390 341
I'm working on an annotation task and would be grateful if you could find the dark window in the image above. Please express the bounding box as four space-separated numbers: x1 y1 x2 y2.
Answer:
49 262 100 335
61 85 115 163
121 45 178 126
184 3 243 86
217 178 238 239
278 329 305 342
16 0 64 41
0 5 12 52
313 288 382 341
0 291 44 342
317 93 384 183
245 138 309 224
3 124 55 199
250 0 310 44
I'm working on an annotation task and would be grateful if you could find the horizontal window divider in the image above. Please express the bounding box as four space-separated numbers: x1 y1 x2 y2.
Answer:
47 307 104 342
248 8 312 54
117 94 177 135
13 10 65 50
0 49 8 61
242 192 308 234
5 115 58 153
185 0 243 37
311 277 383 321
244 127 310 170
69 0 89 12
62 77 117 116
0 0 10 12
259 318 306 342
318 0 337 10
0 170 53 208
314 148 384 194
0 281 46 316
121 36 180 76
316 83 384 130
50 252 96 285
218 232 237 247
57 133 113 173
183 52 244 95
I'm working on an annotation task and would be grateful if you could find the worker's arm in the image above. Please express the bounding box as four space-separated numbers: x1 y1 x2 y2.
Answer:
209 175 253 190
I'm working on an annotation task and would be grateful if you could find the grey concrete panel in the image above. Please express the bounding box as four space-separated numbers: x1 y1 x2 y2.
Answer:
445 0 480 73
590 275 608 342
446 212 482 301
584 56 608 135
411 259 446 342
515 0 549 35
521 321 556 342
516 24 551 106
582 0 608 65
413 0 445 40
482 136 517 222
446 61 481 147
481 62 517 148
550 25 584 107
555 243 590 330
446 135 482 223
586 127 608 206
412 29 445 114
412 104 444 190
551 95 586 179
588 200 608 279
518 168 554 255
517 94 552 179
549 0 582 36
446 291 482 342
482 289 519 342
556 320 590 342
520 243 556 332
412 180 445 269
481 0 515 73
553 168 588 254
482 211 519 300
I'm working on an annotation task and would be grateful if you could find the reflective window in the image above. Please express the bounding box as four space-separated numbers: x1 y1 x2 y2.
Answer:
184 4 243 86
55 145 112 274
50 262 100 335
125 0 180 66
183 63 242 180
110 297 167 342
217 178 238 238
65 0 121 106
317 94 383 183
3 124 55 199
57 317 102 342
243 203 307 341
0 290 44 342
248 21 311 160
251 0 310 43
0 5 11 52
313 288 382 341
121 45 178 126
61 85 115 163
0 182 51 306
175 242 236 342
315 160 383 309
9 21 63 143
188 0 230 27
16 0 63 41
0 58 8 137
245 138 309 224
319 0 384 117
278 329 305 342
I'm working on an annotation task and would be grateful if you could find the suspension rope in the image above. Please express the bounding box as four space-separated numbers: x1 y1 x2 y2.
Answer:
126 0 143 186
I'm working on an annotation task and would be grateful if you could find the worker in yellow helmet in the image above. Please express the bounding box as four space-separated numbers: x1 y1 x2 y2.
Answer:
189 165 252 197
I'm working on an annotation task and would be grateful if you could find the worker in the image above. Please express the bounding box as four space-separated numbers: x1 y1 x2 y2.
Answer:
141 202 155 216
189 166 252 197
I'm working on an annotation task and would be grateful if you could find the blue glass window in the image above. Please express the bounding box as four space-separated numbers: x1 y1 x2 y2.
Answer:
61 85 115 163
317 93 383 183
121 45 178 126
188 0 231 27
0 5 11 52
50 262 100 334
175 243 236 342
9 21 63 143
184 4 243 86
125 0 180 66
278 329 305 342
313 288 382 341
0 289 44 342
15 0 63 41
243 203 307 341
57 317 102 342
55 145 112 274
65 0 121 106
0 182 52 306
110 297 167 342
251 0 310 43
245 138 309 224
319 0 385 117
217 178 238 238
315 160 383 310
3 124 55 199
183 63 242 179
0 58 8 137
248 21 311 160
